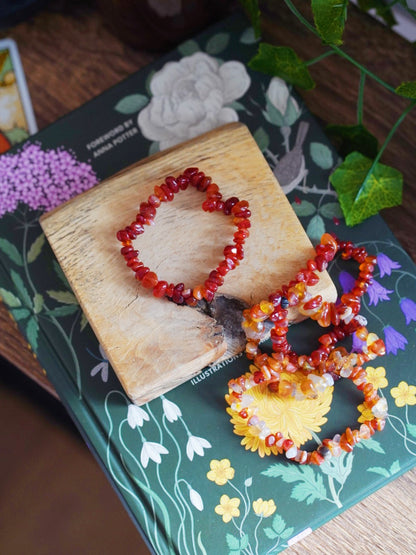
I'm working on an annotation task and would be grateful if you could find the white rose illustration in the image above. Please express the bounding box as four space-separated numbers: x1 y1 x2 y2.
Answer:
138 52 251 149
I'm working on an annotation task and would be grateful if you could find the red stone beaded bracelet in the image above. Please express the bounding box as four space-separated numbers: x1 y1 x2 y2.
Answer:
116 167 251 306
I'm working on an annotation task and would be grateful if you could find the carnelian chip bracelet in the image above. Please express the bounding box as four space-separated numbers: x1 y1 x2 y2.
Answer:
116 167 251 306
235 233 385 400
226 364 388 465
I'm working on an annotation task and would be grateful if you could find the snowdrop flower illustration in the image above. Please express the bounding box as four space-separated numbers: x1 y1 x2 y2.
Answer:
188 487 204 511
367 279 393 306
89 344 109 382
400 298 416 325
161 396 182 422
265 77 300 127
384 325 408 355
377 252 401 277
140 441 169 468
127 404 150 428
186 434 212 461
138 52 250 149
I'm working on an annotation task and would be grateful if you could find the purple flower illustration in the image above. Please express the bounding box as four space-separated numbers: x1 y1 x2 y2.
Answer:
367 279 393 306
384 325 408 355
339 271 355 294
352 332 366 353
400 298 416 326
377 253 401 277
0 143 98 217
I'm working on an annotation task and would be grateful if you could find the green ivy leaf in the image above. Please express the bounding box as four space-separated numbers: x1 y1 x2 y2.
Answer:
395 81 416 100
0 287 22 307
239 0 261 38
326 123 378 159
310 142 334 169
306 214 325 244
291 199 316 217
26 316 39 350
33 293 44 315
264 527 278 540
0 238 23 266
114 94 148 115
27 233 46 263
249 43 315 90
311 0 348 45
206 33 230 55
253 126 270 151
358 0 397 27
178 39 199 56
329 151 403 226
47 290 78 305
319 202 343 220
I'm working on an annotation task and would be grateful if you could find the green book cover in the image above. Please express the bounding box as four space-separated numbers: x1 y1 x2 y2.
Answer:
1 13 416 554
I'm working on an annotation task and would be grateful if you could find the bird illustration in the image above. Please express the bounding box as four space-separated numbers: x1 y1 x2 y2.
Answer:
270 120 310 195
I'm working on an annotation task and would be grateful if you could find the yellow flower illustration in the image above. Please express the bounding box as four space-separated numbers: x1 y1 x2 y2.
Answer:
215 495 240 523
366 366 388 389
390 381 416 407
227 372 333 456
357 403 374 424
252 498 276 518
207 459 235 485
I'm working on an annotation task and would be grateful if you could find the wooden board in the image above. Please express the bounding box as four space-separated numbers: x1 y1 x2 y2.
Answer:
40 123 337 405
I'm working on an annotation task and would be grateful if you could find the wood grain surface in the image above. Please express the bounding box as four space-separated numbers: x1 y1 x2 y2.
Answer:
40 123 336 404
1 1 416 552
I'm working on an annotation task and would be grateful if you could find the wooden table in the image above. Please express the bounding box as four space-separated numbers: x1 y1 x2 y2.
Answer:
1 1 415 552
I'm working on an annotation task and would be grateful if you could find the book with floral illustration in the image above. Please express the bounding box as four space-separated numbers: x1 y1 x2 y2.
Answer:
1 13 416 555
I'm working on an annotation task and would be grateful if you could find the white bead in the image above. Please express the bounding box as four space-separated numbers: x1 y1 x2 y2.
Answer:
285 445 298 459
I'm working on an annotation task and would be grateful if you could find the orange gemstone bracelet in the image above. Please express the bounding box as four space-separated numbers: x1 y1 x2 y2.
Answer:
226 233 388 465
116 167 250 306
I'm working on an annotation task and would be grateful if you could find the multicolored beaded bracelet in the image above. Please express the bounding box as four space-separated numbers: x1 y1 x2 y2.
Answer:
116 167 251 306
225 362 388 465
235 233 385 400
225 233 388 464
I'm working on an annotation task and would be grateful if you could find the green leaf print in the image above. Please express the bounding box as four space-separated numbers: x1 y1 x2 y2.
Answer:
0 238 23 266
0 287 22 308
320 451 353 485
205 33 230 55
292 199 316 218
310 141 334 170
291 472 327 504
10 270 32 308
26 316 39 350
46 290 78 304
27 233 46 263
115 94 149 115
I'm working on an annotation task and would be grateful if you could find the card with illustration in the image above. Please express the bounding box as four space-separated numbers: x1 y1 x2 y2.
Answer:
0 38 37 153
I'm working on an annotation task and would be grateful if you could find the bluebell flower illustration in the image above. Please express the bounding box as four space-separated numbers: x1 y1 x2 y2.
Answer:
368 279 393 306
339 270 355 294
352 332 366 353
384 325 408 355
377 253 401 277
400 298 416 326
